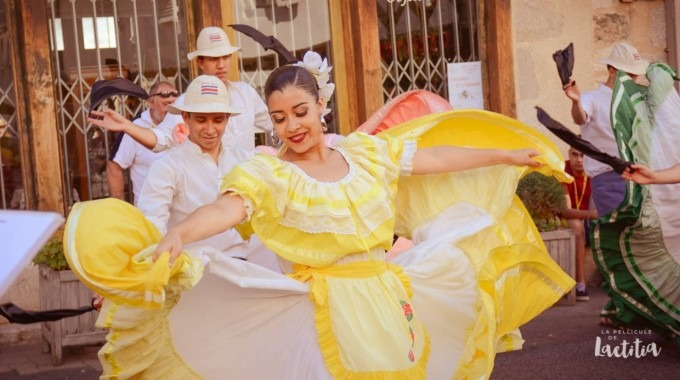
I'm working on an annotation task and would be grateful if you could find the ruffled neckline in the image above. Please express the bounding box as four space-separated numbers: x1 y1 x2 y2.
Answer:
279 146 356 185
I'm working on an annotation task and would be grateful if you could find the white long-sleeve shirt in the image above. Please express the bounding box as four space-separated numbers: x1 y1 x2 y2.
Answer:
580 84 619 177
138 139 253 257
112 110 166 204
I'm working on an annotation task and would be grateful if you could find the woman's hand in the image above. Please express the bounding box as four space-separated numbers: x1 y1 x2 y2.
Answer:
149 195 247 266
412 146 542 175
622 164 656 184
153 229 184 265
508 148 542 168
88 109 132 132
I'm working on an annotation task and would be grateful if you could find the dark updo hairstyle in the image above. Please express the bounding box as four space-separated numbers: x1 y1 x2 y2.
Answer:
264 65 319 104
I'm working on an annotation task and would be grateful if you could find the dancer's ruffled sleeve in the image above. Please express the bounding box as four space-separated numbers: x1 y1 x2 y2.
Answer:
219 139 410 267
219 155 282 240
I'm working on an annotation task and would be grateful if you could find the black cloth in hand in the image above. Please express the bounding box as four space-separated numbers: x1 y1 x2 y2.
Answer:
553 42 575 86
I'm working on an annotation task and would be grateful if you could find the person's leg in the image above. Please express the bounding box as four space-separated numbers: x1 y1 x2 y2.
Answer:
567 218 589 301
591 171 626 319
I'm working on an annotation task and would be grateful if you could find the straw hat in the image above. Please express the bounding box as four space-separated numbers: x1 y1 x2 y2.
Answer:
168 75 243 115
187 27 240 61
600 42 649 75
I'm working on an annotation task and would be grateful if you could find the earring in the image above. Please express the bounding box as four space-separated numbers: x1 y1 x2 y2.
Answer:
269 128 282 147
320 116 328 132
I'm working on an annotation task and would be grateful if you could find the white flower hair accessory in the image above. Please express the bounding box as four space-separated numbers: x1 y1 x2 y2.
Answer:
294 51 335 116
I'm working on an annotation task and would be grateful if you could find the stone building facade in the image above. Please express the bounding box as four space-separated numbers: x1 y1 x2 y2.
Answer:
513 0 669 155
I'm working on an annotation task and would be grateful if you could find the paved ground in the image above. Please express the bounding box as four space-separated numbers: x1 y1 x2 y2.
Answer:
0 343 101 379
1 286 678 379
493 286 680 379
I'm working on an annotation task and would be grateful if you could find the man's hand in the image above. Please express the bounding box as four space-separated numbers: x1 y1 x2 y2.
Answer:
563 79 588 125
92 294 104 311
563 79 581 102
88 109 131 132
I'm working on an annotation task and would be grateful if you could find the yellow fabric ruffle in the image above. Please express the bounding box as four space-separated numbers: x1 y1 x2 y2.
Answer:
64 198 203 309
63 198 206 378
62 109 576 380
97 285 203 379
379 109 571 238
220 133 407 268
378 110 576 379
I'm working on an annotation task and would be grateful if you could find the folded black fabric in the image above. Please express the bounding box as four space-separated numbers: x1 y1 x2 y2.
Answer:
535 107 632 174
553 43 575 86
0 302 95 324
229 24 298 64
89 78 148 112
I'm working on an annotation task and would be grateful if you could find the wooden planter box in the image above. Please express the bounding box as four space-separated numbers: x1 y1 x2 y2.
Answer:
38 265 107 365
540 229 576 306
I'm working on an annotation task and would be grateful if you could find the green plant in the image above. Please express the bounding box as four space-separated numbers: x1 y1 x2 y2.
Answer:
32 232 69 271
516 172 566 232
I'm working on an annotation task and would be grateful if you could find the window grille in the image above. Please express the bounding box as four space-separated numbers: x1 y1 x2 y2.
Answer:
0 0 24 210
46 0 190 207
231 0 336 133
377 0 480 102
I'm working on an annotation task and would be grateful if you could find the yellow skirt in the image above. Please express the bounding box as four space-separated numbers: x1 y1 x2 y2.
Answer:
64 109 575 379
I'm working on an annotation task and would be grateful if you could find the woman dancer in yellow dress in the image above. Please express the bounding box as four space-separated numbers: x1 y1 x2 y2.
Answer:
70 61 574 379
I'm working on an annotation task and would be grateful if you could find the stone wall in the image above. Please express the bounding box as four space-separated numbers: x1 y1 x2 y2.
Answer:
512 0 668 156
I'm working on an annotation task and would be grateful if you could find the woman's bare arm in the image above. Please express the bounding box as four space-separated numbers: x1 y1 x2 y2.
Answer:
153 193 247 264
622 163 680 185
411 146 541 175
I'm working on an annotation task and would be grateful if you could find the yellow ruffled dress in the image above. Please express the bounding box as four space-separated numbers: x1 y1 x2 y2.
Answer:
64 109 574 380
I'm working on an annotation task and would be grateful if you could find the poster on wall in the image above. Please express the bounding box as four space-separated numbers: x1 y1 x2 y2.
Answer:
447 61 484 110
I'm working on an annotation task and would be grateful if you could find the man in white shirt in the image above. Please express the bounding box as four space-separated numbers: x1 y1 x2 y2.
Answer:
562 41 649 216
137 75 276 268
101 26 272 153
106 81 178 204
562 42 648 314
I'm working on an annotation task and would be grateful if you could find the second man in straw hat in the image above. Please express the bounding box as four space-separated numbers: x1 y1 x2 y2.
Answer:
89 75 278 269
101 26 273 153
